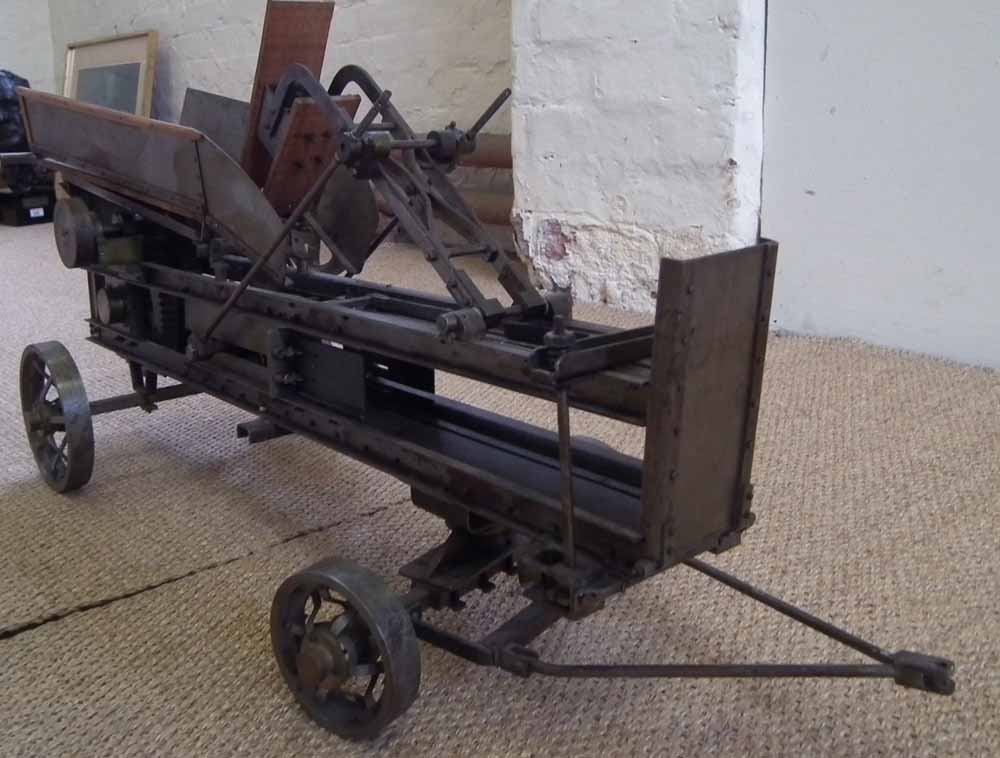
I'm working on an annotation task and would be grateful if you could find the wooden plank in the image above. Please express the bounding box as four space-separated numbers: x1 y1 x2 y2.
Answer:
262 95 360 214
241 0 335 186
20 89 201 143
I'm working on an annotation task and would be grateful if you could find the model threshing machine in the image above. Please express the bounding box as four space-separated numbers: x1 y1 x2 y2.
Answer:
15 1 954 740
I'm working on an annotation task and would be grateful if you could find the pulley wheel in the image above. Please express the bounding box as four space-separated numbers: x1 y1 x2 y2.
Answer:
19 341 94 493
53 197 99 269
311 165 379 275
271 558 421 739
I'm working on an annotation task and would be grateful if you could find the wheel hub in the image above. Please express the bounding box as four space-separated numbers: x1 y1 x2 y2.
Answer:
296 625 356 691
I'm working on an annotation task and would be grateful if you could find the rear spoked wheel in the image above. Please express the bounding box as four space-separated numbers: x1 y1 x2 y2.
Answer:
19 341 94 493
271 559 421 739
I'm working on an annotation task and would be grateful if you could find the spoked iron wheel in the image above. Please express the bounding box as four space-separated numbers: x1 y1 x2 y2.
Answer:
271 559 421 739
19 341 94 493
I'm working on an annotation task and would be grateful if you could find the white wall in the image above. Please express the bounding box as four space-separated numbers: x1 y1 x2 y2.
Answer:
511 0 765 312
45 0 511 132
763 2 1000 367
1 1 56 92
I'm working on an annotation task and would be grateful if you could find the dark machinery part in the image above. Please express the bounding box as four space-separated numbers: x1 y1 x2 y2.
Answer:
19 342 94 493
271 558 421 739
54 197 99 268
14 34 957 742
309 163 379 275
0 70 30 152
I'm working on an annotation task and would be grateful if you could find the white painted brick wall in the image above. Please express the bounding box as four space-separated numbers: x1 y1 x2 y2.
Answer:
1 1 56 93
511 0 765 311
45 0 512 132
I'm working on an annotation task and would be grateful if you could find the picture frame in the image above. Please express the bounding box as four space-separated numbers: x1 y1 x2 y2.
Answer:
63 31 158 117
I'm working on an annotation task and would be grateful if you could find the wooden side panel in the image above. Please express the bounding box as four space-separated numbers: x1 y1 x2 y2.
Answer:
241 0 335 185
639 242 778 564
262 95 361 214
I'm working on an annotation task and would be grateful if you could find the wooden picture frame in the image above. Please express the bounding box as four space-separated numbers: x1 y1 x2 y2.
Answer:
63 31 158 117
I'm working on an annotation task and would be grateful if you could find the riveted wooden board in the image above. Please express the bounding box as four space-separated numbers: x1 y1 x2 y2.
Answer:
241 0 335 186
262 95 361 215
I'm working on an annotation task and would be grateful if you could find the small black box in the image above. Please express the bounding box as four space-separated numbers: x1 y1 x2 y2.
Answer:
0 189 54 226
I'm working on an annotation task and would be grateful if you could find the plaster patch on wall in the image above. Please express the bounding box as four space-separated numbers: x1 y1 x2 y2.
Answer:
516 210 732 312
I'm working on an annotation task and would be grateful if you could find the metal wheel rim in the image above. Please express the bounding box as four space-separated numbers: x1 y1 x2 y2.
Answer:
271 559 420 739
19 341 94 493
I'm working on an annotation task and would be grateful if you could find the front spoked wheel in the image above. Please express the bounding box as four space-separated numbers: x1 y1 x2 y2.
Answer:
19 341 94 493
271 558 421 739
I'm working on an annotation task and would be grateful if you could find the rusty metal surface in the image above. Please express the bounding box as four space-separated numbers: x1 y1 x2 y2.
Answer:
179 88 250 163
458 133 512 169
639 242 779 563
18 88 290 282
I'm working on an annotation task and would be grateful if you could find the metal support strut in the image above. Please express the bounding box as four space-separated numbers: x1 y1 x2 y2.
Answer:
422 561 956 696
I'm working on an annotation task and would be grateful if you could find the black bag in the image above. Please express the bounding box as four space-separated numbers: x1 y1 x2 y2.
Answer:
0 70 30 153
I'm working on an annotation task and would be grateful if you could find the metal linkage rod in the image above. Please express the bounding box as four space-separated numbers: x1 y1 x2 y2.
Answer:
200 155 345 344
89 384 201 416
685 558 893 664
366 217 399 257
556 389 577 569
502 654 894 681
467 88 512 142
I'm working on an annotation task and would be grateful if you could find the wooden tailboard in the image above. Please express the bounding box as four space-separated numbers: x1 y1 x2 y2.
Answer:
639 241 778 564
263 95 361 214
16 88 290 284
242 0 335 185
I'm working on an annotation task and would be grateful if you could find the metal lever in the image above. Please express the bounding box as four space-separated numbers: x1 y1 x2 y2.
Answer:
467 88 512 142
354 89 392 137
425 88 513 165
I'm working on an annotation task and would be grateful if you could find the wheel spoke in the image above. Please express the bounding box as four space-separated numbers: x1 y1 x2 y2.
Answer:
37 375 53 404
363 670 381 709
353 663 379 679
50 449 68 477
329 610 356 637
305 591 322 632
321 588 349 607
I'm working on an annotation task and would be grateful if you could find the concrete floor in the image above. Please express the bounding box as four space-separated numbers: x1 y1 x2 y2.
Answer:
0 223 997 757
